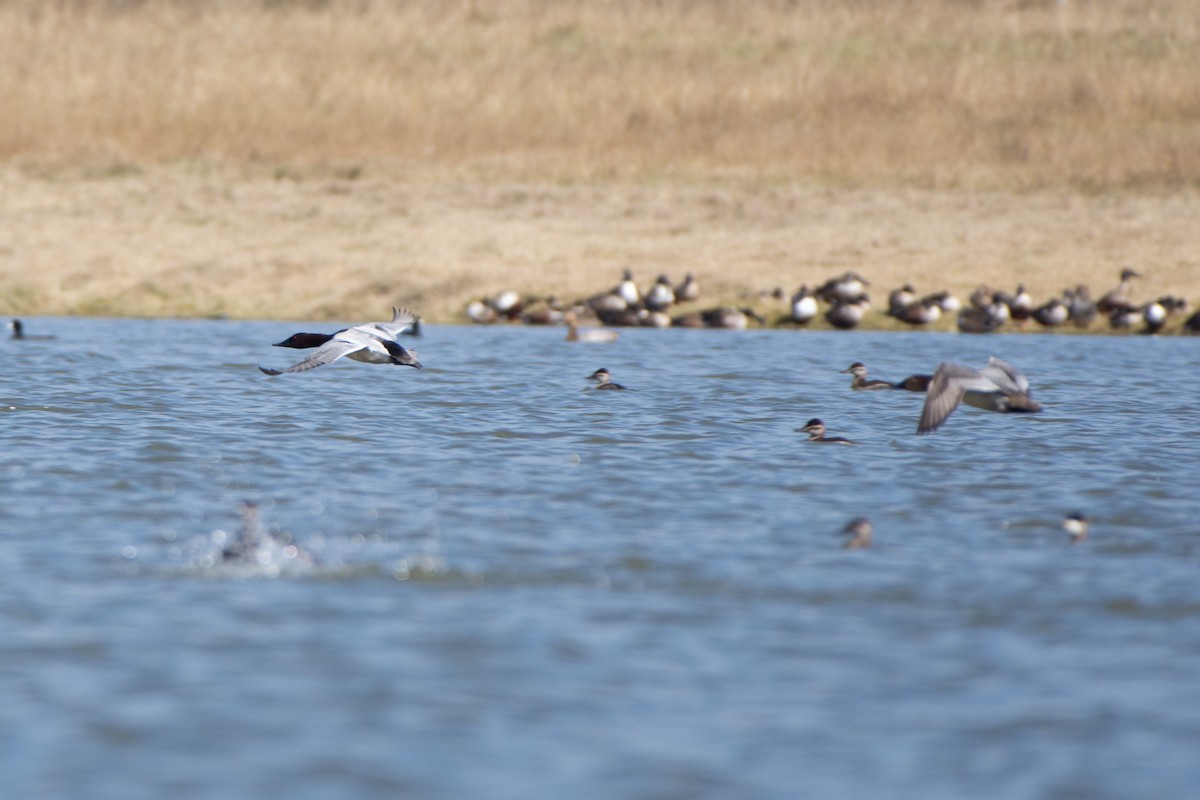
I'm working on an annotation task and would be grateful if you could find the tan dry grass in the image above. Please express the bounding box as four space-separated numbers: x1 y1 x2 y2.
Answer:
2 163 1198 327
1 0 1199 189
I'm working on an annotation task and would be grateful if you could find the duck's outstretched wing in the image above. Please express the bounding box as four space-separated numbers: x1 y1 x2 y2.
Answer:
368 307 421 339
982 357 1030 395
260 338 361 375
917 362 985 433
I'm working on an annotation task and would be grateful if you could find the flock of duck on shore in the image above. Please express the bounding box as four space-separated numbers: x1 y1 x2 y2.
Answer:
464 267 1200 336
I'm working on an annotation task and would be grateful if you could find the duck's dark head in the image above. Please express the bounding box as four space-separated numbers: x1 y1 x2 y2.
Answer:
273 332 334 349
383 340 422 368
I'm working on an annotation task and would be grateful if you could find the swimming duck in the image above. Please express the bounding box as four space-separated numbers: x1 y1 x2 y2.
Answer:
840 517 873 549
587 367 627 390
917 357 1041 434
841 362 893 391
1062 512 1088 544
1184 308 1200 335
893 374 933 392
261 307 423 375
790 285 818 324
7 319 56 340
796 418 856 445
219 501 314 567
565 311 619 343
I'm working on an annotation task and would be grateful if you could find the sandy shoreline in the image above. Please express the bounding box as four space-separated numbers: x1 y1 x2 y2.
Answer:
2 163 1197 330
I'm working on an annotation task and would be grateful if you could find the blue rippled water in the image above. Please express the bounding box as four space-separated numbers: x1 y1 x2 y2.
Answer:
2 317 1199 799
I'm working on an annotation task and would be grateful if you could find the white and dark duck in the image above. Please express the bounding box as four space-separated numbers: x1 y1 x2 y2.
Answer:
587 367 627 390
1062 512 1089 544
790 285 818 325
261 307 422 375
797 418 856 445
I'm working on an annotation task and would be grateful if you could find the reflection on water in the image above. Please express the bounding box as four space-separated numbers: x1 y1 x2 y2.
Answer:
2 317 1199 799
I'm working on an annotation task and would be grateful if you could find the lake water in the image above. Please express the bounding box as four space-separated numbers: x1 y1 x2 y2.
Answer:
2 317 1199 799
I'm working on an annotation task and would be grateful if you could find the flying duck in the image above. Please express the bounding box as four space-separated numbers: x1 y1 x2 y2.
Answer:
917 357 1041 434
261 307 422 375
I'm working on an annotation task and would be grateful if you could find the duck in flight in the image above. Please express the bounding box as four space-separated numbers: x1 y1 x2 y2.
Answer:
260 307 422 375
917 357 1041 433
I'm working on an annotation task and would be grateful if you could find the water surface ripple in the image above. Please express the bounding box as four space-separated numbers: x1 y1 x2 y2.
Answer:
2 318 1199 799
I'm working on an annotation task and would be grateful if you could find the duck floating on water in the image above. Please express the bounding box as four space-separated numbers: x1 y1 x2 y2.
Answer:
587 367 627 390
565 311 619 343
917 357 1041 434
840 517 873 549
842 362 930 391
841 362 893 391
1062 512 1089 544
261 307 422 375
797 418 856 445
7 319 56 340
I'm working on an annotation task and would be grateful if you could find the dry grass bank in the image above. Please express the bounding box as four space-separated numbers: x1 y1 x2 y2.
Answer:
2 163 1198 326
2 0 1199 189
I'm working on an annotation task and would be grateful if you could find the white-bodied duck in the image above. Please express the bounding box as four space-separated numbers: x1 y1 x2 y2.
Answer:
261 307 422 375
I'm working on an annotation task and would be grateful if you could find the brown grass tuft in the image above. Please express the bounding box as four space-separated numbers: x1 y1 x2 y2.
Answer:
2 0 1199 190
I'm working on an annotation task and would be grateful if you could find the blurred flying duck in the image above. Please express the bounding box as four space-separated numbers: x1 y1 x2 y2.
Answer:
917 357 1041 434
797 418 856 445
261 307 422 375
